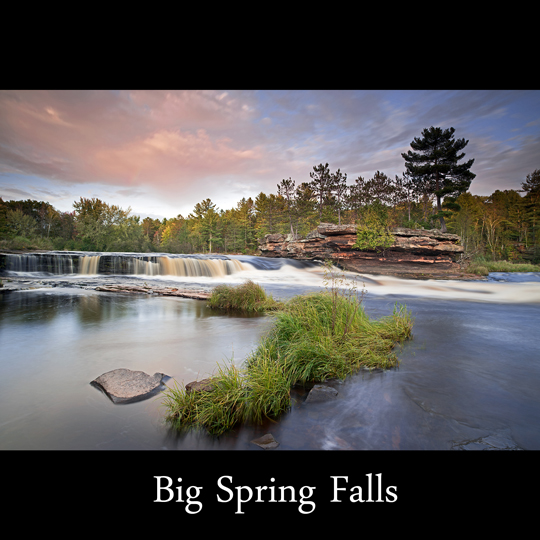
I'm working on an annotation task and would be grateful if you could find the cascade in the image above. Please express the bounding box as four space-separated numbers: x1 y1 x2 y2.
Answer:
1 253 74 274
1 252 252 278
79 255 100 274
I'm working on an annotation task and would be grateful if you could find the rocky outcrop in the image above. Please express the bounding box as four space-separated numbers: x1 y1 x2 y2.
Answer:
258 224 468 278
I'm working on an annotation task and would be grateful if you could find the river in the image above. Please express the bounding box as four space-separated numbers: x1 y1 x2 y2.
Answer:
1 251 539 451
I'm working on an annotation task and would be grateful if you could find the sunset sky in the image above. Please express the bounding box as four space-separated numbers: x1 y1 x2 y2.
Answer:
1 89 539 221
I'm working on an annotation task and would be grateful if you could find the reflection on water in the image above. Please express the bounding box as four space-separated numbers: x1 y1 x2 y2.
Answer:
0 289 272 450
1 255 540 450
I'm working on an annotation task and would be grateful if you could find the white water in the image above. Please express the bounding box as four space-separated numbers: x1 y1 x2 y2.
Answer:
345 273 540 304
4 252 540 304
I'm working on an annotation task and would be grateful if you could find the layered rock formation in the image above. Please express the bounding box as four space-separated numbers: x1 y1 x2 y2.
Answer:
258 223 468 277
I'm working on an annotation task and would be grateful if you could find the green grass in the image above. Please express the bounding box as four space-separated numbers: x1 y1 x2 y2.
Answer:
248 292 413 384
208 279 284 312
161 358 291 436
468 258 540 275
162 278 414 436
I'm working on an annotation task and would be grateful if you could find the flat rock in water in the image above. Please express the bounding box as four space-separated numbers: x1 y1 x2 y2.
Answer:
305 384 338 403
251 433 280 449
91 368 168 404
95 284 210 300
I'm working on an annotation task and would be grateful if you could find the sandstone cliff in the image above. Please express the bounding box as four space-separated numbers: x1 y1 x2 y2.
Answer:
258 223 470 278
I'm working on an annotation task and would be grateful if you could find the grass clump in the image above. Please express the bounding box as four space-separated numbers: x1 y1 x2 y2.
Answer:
162 266 414 435
208 279 284 312
247 291 413 385
468 258 540 275
162 359 291 436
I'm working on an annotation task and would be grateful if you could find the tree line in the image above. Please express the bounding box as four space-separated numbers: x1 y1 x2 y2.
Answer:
1 126 538 263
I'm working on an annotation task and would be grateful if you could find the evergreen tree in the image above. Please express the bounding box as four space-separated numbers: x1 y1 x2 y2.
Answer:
309 163 332 222
277 177 296 236
191 198 221 253
294 182 317 235
330 168 347 225
402 126 475 232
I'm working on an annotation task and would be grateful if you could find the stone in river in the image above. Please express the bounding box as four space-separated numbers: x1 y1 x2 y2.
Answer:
305 384 339 403
91 368 169 404
251 433 280 449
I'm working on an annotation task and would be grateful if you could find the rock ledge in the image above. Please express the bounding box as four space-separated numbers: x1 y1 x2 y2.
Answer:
258 223 473 278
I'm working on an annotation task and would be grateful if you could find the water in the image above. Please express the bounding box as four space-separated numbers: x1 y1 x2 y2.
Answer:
1 252 539 451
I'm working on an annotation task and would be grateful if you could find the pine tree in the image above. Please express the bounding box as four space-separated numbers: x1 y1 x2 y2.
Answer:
402 126 475 232
277 177 296 236
309 163 332 222
330 168 347 225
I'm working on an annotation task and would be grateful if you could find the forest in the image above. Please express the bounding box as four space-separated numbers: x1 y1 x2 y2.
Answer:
1 165 539 264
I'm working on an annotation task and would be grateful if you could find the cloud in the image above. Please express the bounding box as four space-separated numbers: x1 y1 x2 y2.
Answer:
1 89 539 218
0 90 271 194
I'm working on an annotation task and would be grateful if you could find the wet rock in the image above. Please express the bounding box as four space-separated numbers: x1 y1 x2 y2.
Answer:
95 284 210 300
91 368 168 404
305 384 339 403
185 378 216 393
251 433 280 449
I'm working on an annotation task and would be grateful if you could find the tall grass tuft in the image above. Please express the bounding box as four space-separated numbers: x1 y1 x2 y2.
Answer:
248 291 413 385
208 279 284 312
161 359 291 435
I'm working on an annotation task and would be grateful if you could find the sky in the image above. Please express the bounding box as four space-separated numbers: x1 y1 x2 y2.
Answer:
1 89 539 221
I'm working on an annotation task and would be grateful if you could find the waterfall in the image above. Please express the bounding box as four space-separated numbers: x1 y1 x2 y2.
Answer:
79 255 101 275
2 252 251 278
2 253 74 274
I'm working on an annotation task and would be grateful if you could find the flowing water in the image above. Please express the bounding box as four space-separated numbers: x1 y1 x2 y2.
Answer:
1 252 539 450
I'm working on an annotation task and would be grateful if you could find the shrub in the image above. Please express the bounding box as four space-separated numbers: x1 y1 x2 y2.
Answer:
353 201 395 252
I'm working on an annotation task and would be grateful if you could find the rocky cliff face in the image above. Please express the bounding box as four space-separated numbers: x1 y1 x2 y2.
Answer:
258 223 468 277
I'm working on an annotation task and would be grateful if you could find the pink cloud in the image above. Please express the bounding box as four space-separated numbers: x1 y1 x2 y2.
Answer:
0 90 270 194
92 128 264 188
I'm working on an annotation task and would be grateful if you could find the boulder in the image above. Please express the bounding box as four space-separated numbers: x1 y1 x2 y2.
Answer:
91 368 168 404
